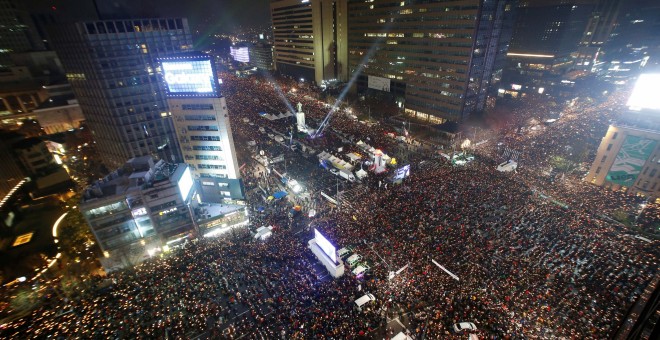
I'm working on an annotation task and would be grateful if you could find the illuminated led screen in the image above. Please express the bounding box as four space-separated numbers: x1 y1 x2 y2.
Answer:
230 46 250 63
178 167 194 201
627 74 660 111
161 59 218 97
314 229 337 263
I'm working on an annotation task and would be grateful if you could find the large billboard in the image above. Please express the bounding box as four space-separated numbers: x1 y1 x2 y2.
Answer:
160 55 219 97
368 75 391 92
230 46 250 63
606 135 657 186
314 229 337 263
627 74 660 111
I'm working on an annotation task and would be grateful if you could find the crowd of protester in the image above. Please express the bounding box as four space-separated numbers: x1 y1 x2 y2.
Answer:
2 73 658 339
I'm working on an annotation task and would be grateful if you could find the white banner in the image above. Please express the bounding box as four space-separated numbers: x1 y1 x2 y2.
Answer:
432 259 459 281
368 75 391 92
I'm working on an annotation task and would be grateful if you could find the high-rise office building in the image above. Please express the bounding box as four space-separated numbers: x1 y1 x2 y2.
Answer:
160 53 244 202
500 0 595 97
574 0 622 70
49 18 194 168
0 0 45 68
249 43 275 71
270 0 348 84
0 130 26 199
586 74 660 199
347 0 516 123
604 0 660 69
80 156 196 270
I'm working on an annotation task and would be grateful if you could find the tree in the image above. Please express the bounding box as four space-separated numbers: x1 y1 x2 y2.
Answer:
58 194 95 258
549 155 577 173
10 288 40 313
612 209 633 228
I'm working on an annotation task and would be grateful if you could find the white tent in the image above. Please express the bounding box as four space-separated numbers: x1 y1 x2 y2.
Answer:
345 152 362 162
355 168 368 180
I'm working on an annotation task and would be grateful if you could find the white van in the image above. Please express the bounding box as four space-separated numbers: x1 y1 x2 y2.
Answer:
352 264 370 276
346 254 361 266
354 293 375 311
337 247 351 259
496 160 517 173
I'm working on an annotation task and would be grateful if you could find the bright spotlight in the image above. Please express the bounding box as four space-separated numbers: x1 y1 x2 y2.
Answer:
627 74 660 111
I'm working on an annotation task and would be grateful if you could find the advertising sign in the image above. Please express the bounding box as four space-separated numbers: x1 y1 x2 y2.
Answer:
606 135 657 186
161 56 219 97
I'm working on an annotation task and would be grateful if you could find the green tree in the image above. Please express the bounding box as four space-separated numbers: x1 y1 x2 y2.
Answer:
612 209 633 228
10 288 40 313
59 195 95 258
549 155 577 173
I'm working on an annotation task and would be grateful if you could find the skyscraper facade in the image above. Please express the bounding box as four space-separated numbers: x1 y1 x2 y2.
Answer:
49 18 193 168
575 0 622 70
347 0 516 123
586 74 660 198
500 0 595 97
270 0 348 84
160 53 243 201
0 0 45 68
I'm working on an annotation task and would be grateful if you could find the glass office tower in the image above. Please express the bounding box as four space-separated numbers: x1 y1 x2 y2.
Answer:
50 18 193 168
347 0 516 123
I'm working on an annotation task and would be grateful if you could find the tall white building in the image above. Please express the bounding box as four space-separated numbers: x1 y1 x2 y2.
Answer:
159 53 244 201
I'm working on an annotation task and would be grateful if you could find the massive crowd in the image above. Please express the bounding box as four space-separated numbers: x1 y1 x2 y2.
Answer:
2 73 658 339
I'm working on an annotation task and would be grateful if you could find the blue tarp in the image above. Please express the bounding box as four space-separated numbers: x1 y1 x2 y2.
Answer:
259 112 267 116
319 159 331 169
273 191 288 199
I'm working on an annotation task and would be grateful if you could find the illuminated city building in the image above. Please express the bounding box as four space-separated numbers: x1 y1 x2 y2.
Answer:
347 0 516 123
79 156 197 270
15 140 71 194
49 18 194 168
0 131 27 198
0 0 45 68
160 53 244 201
500 0 596 98
574 0 622 70
586 74 660 200
249 43 274 71
270 0 348 84
31 95 85 134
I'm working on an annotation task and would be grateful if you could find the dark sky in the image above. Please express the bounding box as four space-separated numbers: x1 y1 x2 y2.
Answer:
99 0 271 33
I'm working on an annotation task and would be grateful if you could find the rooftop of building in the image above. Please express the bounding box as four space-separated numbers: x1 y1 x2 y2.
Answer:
81 156 185 204
615 109 660 133
12 137 44 149
34 94 77 110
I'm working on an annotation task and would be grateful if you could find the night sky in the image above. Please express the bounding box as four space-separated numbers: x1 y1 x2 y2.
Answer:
99 0 271 33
